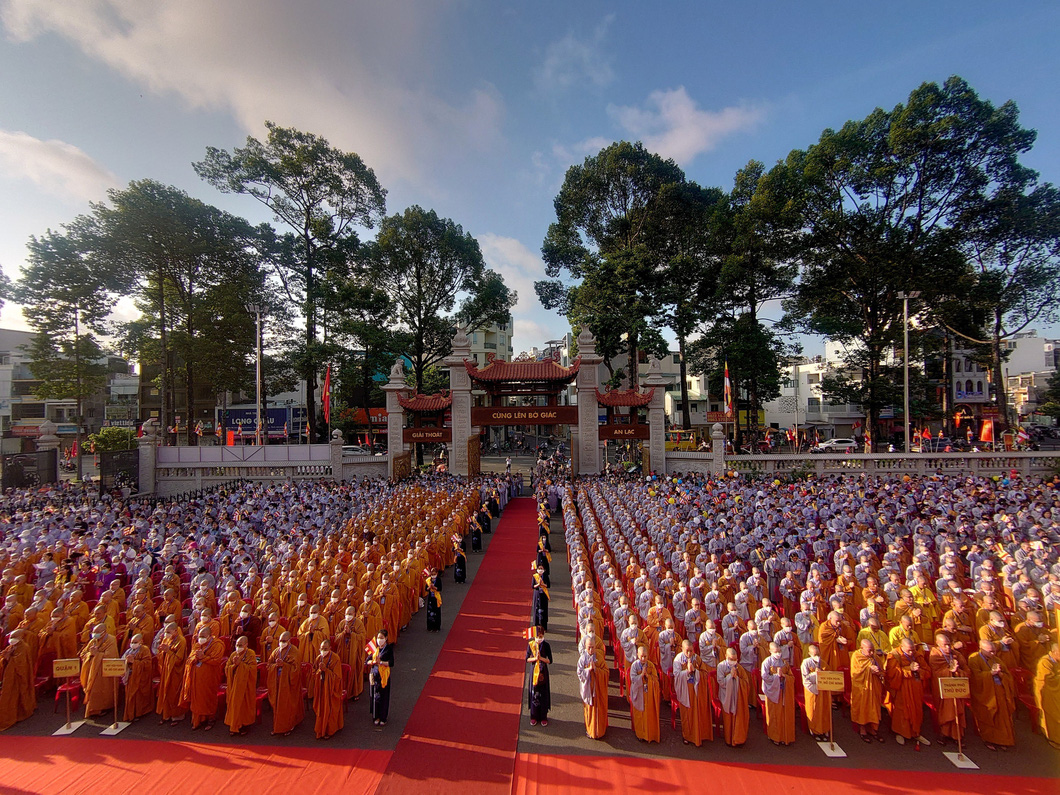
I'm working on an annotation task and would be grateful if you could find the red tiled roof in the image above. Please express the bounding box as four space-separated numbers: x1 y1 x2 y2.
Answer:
397 392 452 413
595 387 655 407
464 355 581 383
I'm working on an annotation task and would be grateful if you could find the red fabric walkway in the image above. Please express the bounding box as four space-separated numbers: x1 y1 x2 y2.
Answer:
378 496 538 794
512 753 1057 795
0 735 390 795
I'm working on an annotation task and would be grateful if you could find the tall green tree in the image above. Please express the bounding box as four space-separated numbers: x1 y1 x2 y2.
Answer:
374 206 514 390
15 223 119 478
538 141 684 386
775 77 1024 437
195 122 387 438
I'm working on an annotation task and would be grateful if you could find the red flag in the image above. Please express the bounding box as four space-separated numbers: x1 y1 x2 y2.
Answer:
523 627 537 640
980 420 994 443
364 639 379 657
72 440 79 457
305 420 311 440
723 361 733 417
323 366 332 424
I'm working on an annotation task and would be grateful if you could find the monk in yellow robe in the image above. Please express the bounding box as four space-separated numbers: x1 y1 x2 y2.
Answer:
761 642 795 745
3 594 24 632
16 606 45 670
717 647 751 746
121 633 155 722
1034 642 1060 748
267 631 304 736
0 629 36 731
297 606 331 668
312 639 344 740
628 645 660 742
885 637 930 747
928 632 969 746
334 607 366 700
851 638 885 742
1013 611 1051 671
968 639 1016 751
259 612 284 663
80 625 119 718
800 644 831 740
224 636 258 736
156 621 187 724
358 592 384 643
181 628 225 729
122 605 155 653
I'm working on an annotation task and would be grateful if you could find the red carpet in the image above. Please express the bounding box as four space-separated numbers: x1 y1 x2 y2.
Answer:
0 735 390 795
379 497 538 794
511 753 1056 795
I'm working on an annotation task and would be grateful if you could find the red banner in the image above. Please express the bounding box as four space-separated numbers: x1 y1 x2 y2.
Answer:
598 424 650 440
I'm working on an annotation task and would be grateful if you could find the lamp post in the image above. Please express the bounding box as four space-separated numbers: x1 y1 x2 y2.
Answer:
247 303 263 446
898 291 921 451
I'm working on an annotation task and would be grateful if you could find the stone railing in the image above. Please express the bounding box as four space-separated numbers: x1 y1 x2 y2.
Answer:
666 449 1060 478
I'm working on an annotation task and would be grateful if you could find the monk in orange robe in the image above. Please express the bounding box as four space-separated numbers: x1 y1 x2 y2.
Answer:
1034 643 1060 748
627 645 660 742
0 629 36 731
885 637 930 747
968 639 1016 751
800 644 831 740
16 607 45 671
80 625 119 718
673 640 712 745
375 573 402 641
761 642 796 746
928 632 970 746
358 592 384 643
576 635 608 739
267 631 304 736
717 647 751 746
312 639 344 740
181 628 225 729
851 638 885 743
156 621 187 724
334 607 366 700
818 610 852 672
224 636 258 736
259 611 284 663
121 633 155 722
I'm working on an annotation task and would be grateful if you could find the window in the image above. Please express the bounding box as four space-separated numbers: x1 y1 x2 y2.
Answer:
976 381 983 394
807 397 821 412
690 403 699 413
673 354 681 364
806 373 820 384
955 360 962 372
710 403 720 413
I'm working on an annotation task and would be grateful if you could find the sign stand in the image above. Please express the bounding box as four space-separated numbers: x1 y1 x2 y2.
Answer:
815 668 846 758
100 658 130 735
52 658 85 736
939 676 977 769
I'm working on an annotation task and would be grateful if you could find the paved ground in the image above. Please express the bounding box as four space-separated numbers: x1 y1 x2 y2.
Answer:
516 512 1059 778
9 525 505 751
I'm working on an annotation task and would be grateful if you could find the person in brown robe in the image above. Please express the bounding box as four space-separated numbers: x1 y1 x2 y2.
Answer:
39 607 77 668
1013 611 1052 672
928 632 969 746
259 611 284 663
224 635 258 736
627 645 660 743
312 639 344 740
121 633 155 722
358 591 384 643
156 621 187 724
968 639 1016 751
15 607 45 671
673 639 712 746
80 625 119 719
0 629 36 731
267 631 304 736
1035 642 1060 748
885 637 931 747
851 638 885 743
181 627 225 730
761 642 796 746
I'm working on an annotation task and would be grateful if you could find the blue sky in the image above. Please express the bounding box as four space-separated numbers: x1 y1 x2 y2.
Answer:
0 1 1057 356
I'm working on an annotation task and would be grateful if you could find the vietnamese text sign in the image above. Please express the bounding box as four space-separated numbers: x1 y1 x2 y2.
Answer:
471 406 579 425
53 658 81 678
402 427 452 443
816 670 846 691
938 676 969 699
102 658 127 678
598 424 650 440
705 412 735 423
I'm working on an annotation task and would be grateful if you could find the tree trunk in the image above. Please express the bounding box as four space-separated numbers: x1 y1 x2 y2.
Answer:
678 337 691 429
74 309 84 482
157 271 170 445
628 334 640 389
304 234 316 442
941 330 953 436
992 310 1010 433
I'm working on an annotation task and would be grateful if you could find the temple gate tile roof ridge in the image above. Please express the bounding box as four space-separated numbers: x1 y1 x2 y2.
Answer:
594 387 655 407
463 355 581 384
396 391 453 413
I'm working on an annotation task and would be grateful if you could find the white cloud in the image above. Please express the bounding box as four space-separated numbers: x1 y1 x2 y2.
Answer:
609 87 764 164
535 15 615 92
477 233 545 311
0 129 118 202
0 0 504 186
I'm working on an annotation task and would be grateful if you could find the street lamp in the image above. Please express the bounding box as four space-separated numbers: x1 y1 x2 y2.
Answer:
898 291 921 451
247 303 263 445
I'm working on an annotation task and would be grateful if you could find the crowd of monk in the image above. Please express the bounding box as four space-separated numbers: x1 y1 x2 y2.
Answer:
562 471 1060 753
0 474 516 738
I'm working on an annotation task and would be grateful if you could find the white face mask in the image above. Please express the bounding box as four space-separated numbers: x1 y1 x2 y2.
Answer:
130 642 141 651
269 620 278 627
198 637 209 646
240 613 251 621
279 641 289 649
9 637 20 645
